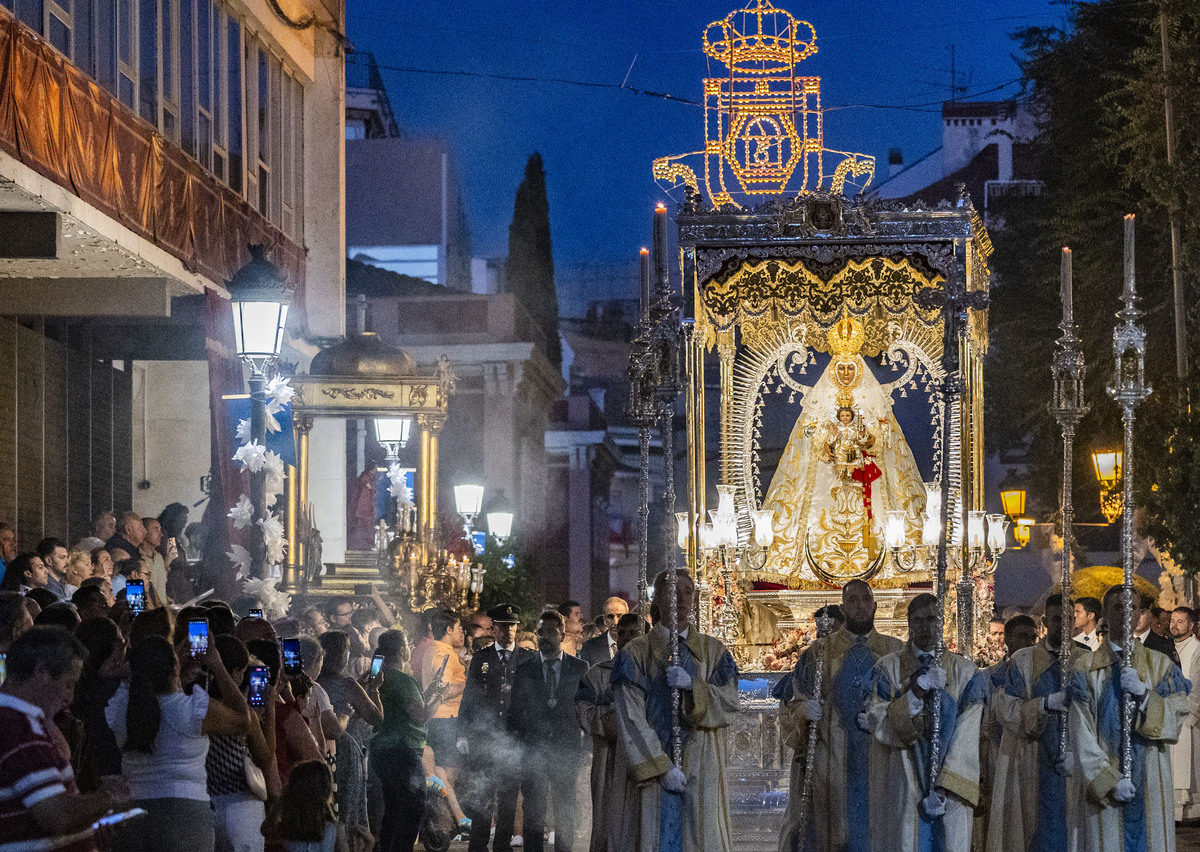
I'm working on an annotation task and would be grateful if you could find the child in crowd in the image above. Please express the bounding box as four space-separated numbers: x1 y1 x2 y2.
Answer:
263 759 338 852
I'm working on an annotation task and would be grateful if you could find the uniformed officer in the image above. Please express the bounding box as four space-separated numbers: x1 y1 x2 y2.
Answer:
458 603 534 852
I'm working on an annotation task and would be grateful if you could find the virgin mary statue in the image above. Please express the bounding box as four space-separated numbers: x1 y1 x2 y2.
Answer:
759 313 927 584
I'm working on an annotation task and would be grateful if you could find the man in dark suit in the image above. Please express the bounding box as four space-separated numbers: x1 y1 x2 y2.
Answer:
458 603 533 852
1136 593 1180 664
579 596 630 667
508 609 589 852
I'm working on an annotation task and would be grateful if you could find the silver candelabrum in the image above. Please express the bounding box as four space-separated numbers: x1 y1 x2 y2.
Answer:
1050 246 1088 760
1107 215 1151 784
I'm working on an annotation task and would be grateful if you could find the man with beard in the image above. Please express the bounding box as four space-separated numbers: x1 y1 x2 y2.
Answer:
1170 605 1200 820
458 604 532 852
866 593 987 852
576 612 647 852
1068 585 1189 852
777 579 902 852
986 596 1070 852
507 609 588 852
612 569 739 852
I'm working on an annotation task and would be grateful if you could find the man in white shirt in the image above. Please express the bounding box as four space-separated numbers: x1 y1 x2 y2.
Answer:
1074 596 1102 651
1171 605 1200 820
580 597 630 666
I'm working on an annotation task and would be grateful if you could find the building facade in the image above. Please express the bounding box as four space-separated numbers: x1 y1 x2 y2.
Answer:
0 0 345 553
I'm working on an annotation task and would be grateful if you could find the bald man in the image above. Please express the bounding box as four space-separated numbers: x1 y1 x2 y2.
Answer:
581 596 631 666
778 579 903 852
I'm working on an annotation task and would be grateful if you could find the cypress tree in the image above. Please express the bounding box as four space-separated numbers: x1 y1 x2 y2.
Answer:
506 153 561 368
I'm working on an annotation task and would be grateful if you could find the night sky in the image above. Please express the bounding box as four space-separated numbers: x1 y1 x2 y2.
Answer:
345 0 1065 282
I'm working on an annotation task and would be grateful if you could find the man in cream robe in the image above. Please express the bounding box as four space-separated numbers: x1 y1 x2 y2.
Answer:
778 580 903 852
576 613 646 852
1068 585 1190 852
612 569 739 852
974 614 1039 852
866 592 987 852
1169 605 1200 820
986 595 1070 852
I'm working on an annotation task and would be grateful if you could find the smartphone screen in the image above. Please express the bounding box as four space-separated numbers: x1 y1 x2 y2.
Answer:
188 618 209 659
369 654 384 681
248 665 270 706
282 637 303 675
248 608 263 619
126 580 145 614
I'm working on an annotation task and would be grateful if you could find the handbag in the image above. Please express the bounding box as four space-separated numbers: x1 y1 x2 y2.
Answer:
243 753 268 801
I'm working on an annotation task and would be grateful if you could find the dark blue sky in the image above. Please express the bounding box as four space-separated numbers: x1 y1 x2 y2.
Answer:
346 0 1065 271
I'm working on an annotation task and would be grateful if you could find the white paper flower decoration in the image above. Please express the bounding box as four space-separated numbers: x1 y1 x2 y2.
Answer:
236 419 252 442
240 576 292 621
259 513 287 565
233 441 267 473
265 375 296 408
228 494 254 530
387 462 414 504
227 544 252 578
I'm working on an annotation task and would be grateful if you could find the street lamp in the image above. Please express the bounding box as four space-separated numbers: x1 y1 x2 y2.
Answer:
373 417 412 461
1091 450 1123 524
453 484 485 542
1013 517 1034 548
228 245 292 579
485 490 515 544
999 489 1026 520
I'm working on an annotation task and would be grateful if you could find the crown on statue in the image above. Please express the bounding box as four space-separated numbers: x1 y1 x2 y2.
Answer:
827 310 866 359
703 0 818 74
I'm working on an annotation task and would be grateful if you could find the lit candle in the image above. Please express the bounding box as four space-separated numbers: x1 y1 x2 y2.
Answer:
1123 214 1136 300
639 247 651 320
653 203 668 301
1061 247 1072 324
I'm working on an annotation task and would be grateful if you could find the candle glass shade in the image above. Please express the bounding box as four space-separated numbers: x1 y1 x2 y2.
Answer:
968 510 986 550
753 509 775 548
676 512 691 551
885 510 907 550
986 513 1008 554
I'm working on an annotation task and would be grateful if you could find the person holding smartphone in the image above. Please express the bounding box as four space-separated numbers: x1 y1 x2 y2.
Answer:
369 630 427 852
105 633 251 852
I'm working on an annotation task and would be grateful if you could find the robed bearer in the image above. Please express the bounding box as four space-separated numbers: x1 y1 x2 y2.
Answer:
866 592 987 852
576 612 649 852
1067 585 1189 852
1171 605 1200 820
458 604 534 852
986 595 1070 852
612 569 739 852
507 609 589 852
778 579 903 852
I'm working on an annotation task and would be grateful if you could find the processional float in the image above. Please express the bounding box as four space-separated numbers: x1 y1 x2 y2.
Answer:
630 0 1000 817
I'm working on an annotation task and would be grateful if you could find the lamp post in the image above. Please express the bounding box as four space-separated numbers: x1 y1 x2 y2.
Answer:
227 245 292 579
1091 450 1123 524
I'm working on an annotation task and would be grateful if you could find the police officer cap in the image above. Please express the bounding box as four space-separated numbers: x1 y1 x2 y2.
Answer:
487 603 521 624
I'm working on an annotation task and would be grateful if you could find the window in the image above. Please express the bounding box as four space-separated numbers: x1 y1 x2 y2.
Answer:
11 0 302 237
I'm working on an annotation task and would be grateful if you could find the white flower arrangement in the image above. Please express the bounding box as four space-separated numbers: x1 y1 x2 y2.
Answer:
228 494 254 530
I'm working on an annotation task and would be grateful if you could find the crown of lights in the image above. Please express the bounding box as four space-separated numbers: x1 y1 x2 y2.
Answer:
703 0 817 73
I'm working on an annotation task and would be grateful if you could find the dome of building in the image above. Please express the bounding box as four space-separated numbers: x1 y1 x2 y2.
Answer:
308 332 418 378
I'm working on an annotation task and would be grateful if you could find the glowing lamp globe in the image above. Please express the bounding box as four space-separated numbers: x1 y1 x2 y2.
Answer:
484 490 515 543
454 484 484 519
1092 451 1121 485
227 245 292 366
1014 518 1034 548
374 417 412 454
999 489 1026 520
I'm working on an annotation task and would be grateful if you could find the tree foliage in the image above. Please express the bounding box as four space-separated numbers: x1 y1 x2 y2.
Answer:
506 153 562 368
987 0 1200 572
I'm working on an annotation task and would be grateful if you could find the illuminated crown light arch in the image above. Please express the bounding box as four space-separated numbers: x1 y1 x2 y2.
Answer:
654 0 874 206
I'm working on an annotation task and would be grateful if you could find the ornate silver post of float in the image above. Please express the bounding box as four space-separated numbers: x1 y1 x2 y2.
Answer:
1107 215 1151 783
629 203 685 767
1050 246 1088 760
794 611 836 846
